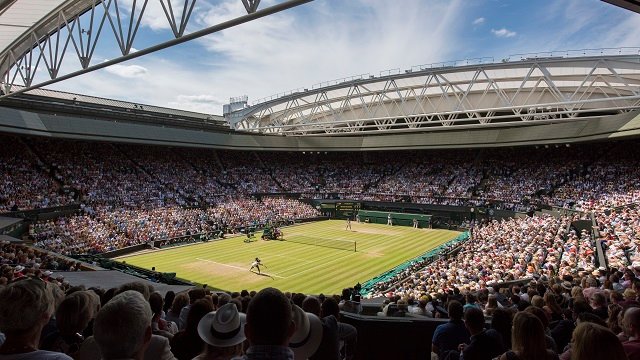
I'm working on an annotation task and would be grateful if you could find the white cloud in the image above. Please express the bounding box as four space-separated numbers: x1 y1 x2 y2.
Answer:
103 63 148 78
472 17 485 25
491 28 516 38
192 0 466 103
168 94 226 113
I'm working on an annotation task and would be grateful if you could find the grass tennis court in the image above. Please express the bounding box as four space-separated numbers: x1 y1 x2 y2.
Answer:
117 220 460 294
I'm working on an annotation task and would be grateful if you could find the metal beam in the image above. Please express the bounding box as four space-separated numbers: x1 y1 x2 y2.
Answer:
0 0 313 99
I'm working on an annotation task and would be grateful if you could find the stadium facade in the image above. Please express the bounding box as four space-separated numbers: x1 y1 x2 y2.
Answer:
1 1 640 150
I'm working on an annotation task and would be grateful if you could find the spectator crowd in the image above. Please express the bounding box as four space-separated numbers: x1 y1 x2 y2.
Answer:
3 136 640 215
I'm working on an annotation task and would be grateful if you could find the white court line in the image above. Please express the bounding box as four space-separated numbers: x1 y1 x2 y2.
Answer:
195 258 286 279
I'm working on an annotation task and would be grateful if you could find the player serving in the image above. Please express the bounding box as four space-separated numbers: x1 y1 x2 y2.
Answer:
250 257 263 274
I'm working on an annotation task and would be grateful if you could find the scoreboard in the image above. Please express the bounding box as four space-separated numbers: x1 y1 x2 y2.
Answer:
335 202 361 218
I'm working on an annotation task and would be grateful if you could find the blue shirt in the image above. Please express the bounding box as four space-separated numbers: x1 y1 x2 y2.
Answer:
432 320 470 359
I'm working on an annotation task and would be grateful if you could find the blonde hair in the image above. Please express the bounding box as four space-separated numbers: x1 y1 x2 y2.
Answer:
571 322 627 360
531 295 544 308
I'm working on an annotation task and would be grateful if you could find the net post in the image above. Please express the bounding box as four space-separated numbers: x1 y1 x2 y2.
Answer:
354 241 357 252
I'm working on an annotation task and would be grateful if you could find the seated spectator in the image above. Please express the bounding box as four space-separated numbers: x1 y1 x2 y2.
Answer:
623 307 640 360
149 292 178 337
302 296 339 360
497 312 558 360
170 299 213 360
179 288 206 330
194 303 245 360
485 308 512 351
237 287 296 360
75 287 176 360
484 295 499 317
93 290 152 360
320 297 357 360
525 306 558 353
608 304 624 335
410 295 434 317
431 300 469 360
41 291 97 356
590 292 608 320
571 322 627 360
0 278 72 359
165 292 189 326
459 307 503 360
289 305 323 360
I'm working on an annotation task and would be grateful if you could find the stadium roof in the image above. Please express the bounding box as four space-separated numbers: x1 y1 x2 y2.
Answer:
602 0 640 13
0 0 67 54
225 52 640 136
0 0 312 98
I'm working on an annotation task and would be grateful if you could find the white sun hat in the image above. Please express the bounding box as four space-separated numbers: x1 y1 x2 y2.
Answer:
289 305 323 360
197 303 246 348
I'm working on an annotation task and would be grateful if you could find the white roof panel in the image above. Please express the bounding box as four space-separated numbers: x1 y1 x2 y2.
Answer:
0 0 66 54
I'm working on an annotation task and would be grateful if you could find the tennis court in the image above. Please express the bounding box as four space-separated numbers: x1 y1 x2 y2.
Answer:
116 220 459 294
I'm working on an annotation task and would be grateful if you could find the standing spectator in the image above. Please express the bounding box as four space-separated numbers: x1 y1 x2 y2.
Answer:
0 278 72 359
431 300 470 360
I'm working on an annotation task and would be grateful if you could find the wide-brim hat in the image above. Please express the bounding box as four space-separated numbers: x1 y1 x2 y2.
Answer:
197 303 246 348
13 265 24 273
561 281 573 290
42 270 53 277
289 305 322 360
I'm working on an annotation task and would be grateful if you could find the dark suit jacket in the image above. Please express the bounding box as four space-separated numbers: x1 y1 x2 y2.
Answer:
462 330 504 360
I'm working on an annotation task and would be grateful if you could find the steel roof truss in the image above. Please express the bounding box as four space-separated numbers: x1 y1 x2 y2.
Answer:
33 16 73 80
62 2 108 69
160 0 198 38
103 0 149 56
241 0 261 14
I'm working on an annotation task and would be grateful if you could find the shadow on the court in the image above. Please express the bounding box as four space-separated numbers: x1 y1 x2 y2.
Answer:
250 270 274 279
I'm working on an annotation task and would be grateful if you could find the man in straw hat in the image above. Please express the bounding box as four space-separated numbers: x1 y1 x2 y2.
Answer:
195 303 246 359
289 305 322 360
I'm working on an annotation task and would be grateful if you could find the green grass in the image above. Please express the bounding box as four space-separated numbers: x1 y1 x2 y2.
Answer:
117 220 460 294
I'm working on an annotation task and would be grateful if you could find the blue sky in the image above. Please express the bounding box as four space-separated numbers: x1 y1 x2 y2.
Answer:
47 0 640 114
